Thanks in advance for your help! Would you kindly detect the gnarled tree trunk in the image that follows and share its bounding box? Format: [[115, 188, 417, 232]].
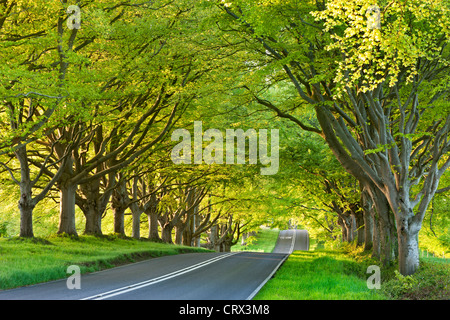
[[146, 193, 161, 241], [15, 145, 35, 238], [161, 223, 174, 244], [111, 177, 129, 235], [78, 182, 103, 236], [58, 181, 78, 236]]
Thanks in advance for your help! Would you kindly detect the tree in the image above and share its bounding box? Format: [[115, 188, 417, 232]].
[[214, 0, 450, 274], [14, 1, 199, 236], [0, 0, 88, 237]]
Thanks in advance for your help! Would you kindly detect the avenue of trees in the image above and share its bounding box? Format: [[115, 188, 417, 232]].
[[0, 0, 449, 276]]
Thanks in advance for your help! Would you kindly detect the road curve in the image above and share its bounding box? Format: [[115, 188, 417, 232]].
[[0, 229, 309, 300]]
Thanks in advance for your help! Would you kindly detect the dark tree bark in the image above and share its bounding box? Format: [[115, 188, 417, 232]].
[[146, 193, 161, 241], [57, 155, 78, 236], [15, 145, 35, 238], [111, 176, 129, 235], [361, 189, 374, 251]]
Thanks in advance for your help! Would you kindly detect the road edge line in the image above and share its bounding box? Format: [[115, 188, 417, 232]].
[[246, 229, 297, 300], [245, 253, 289, 300]]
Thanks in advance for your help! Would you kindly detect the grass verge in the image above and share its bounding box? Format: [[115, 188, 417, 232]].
[[254, 241, 449, 300], [254, 249, 387, 300], [0, 234, 211, 290]]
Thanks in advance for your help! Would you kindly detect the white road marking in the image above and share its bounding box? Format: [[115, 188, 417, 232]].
[[81, 252, 239, 300], [289, 230, 296, 253]]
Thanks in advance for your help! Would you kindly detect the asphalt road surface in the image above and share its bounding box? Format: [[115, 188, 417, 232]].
[[0, 229, 309, 300]]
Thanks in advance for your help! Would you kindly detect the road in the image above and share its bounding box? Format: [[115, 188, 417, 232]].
[[0, 229, 309, 300]]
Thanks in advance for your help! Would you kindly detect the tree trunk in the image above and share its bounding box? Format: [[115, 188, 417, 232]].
[[130, 202, 143, 239], [396, 216, 420, 275], [161, 224, 174, 244], [78, 182, 103, 235], [78, 173, 115, 236], [182, 221, 193, 246], [58, 182, 78, 236], [340, 214, 353, 242], [18, 194, 35, 238], [241, 232, 249, 246], [392, 196, 421, 275], [183, 211, 198, 247], [147, 209, 161, 241], [131, 211, 141, 239], [363, 209, 373, 250], [376, 202, 396, 266], [365, 184, 395, 265], [371, 209, 381, 259], [111, 178, 129, 236], [83, 204, 102, 235], [338, 216, 347, 242], [354, 211, 365, 246], [351, 214, 357, 241], [209, 225, 219, 251], [191, 212, 204, 247], [15, 145, 35, 238], [222, 241, 232, 252], [175, 222, 184, 245], [113, 207, 125, 235], [361, 190, 373, 251], [57, 153, 78, 236]]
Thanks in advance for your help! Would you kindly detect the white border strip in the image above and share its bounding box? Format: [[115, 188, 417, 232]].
[[81, 252, 238, 300]]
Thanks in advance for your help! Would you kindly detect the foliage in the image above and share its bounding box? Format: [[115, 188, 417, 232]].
[[0, 0, 448, 281], [419, 192, 450, 256], [382, 261, 450, 300], [340, 241, 450, 300], [0, 221, 8, 237], [212, 0, 450, 275], [312, 0, 450, 93], [232, 227, 280, 253]]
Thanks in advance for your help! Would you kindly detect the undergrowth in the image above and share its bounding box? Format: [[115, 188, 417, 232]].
[[341, 242, 450, 300]]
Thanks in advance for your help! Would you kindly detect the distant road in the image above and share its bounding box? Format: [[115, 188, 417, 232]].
[[0, 229, 309, 300], [273, 229, 309, 253]]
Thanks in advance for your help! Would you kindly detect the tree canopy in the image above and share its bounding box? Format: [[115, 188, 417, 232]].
[[0, 0, 448, 276]]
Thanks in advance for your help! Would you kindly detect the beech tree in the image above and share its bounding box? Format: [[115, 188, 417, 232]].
[[1, 0, 202, 236], [0, 1, 89, 237], [214, 0, 450, 274]]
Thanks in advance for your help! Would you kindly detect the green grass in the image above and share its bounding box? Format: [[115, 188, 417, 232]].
[[254, 249, 387, 300], [0, 234, 211, 290], [232, 227, 280, 253]]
